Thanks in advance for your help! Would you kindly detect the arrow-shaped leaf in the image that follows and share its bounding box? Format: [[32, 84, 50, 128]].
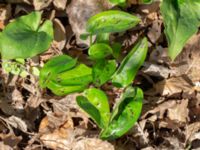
[[100, 86, 143, 140], [161, 0, 200, 60], [0, 11, 53, 59], [76, 88, 110, 128], [39, 55, 77, 88], [86, 10, 140, 34], [112, 37, 148, 87]]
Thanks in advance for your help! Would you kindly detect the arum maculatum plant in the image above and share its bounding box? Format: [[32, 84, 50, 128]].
[[0, 11, 53, 76], [40, 10, 148, 140], [0, 9, 148, 140]]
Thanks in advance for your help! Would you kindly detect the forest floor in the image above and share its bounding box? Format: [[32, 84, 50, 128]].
[[0, 0, 200, 150]]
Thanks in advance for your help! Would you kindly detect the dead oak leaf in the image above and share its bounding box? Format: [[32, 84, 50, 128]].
[[39, 116, 74, 150], [167, 99, 189, 123], [147, 76, 194, 96]]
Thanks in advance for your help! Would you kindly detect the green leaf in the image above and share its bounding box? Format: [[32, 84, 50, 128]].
[[39, 55, 77, 88], [112, 37, 148, 87], [76, 88, 110, 128], [86, 10, 140, 34], [0, 11, 53, 59], [160, 0, 200, 60], [111, 42, 122, 59], [52, 64, 92, 86], [93, 59, 117, 86], [140, 0, 153, 4], [47, 80, 86, 96], [100, 86, 143, 140], [88, 43, 113, 60], [80, 33, 90, 40], [109, 0, 126, 6], [96, 33, 110, 44]]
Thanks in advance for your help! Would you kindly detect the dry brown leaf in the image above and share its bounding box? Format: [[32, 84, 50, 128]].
[[0, 142, 13, 150], [0, 99, 16, 116], [141, 147, 155, 150], [73, 138, 114, 150], [39, 116, 74, 150], [33, 0, 52, 10], [164, 137, 184, 149], [53, 0, 68, 10], [5, 0, 31, 4], [53, 18, 66, 51], [0, 4, 11, 21], [11, 88, 25, 110], [142, 100, 177, 120], [7, 116, 27, 132], [0, 133, 22, 148], [66, 0, 111, 45], [147, 20, 162, 43], [185, 122, 200, 143], [167, 99, 189, 123], [151, 76, 194, 96], [172, 33, 200, 84], [142, 62, 172, 78]]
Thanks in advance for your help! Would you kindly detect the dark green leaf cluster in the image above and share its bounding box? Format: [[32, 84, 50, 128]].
[[0, 10, 148, 140]]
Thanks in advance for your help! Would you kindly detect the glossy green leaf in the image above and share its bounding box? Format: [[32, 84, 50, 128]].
[[76, 88, 110, 128], [47, 80, 86, 96], [112, 37, 148, 87], [88, 43, 113, 60], [109, 0, 126, 6], [93, 59, 117, 86], [0, 11, 53, 59], [100, 87, 143, 140], [39, 55, 77, 88], [96, 33, 110, 44], [86, 10, 140, 34], [52, 64, 92, 86], [161, 0, 200, 60]]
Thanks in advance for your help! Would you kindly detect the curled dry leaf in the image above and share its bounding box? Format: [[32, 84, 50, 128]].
[[39, 116, 74, 150], [53, 18, 66, 51], [7, 116, 27, 132], [66, 0, 112, 45], [53, 0, 68, 10], [73, 138, 114, 150], [142, 100, 177, 120], [167, 99, 189, 123]]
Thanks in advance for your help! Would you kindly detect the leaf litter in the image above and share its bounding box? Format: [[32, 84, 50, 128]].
[[0, 0, 200, 150]]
